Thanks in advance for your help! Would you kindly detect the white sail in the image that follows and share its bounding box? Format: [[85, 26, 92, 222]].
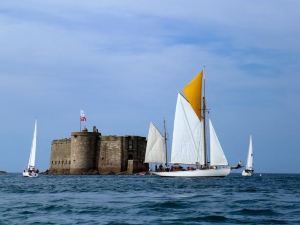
[[170, 94, 203, 164], [245, 135, 253, 170], [209, 119, 228, 166], [28, 120, 37, 169], [145, 122, 166, 164]]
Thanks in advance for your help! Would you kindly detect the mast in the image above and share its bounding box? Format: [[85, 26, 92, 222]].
[[202, 70, 208, 167], [163, 118, 168, 167]]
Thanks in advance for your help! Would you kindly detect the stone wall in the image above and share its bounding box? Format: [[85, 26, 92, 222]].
[[97, 135, 148, 174], [124, 136, 148, 173], [49, 138, 71, 174], [98, 136, 123, 174]]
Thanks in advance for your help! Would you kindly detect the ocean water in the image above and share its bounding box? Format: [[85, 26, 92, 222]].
[[0, 173, 299, 225]]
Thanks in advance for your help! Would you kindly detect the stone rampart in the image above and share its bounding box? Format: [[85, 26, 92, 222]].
[[49, 138, 71, 174]]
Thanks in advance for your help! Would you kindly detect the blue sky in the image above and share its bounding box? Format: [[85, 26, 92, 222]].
[[0, 0, 299, 173]]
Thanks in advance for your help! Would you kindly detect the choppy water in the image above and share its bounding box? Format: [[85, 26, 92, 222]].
[[0, 173, 299, 224]]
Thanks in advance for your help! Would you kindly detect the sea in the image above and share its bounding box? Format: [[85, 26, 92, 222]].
[[0, 173, 299, 225]]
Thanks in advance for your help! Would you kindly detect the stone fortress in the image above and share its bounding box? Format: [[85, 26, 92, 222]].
[[49, 126, 148, 174]]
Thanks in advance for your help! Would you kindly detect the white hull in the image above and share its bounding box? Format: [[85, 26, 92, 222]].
[[152, 167, 231, 177], [242, 170, 253, 176], [23, 170, 38, 177]]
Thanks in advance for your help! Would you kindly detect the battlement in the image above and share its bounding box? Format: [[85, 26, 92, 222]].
[[52, 138, 71, 144]]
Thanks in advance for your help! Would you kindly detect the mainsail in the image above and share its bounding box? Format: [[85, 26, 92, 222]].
[[209, 119, 228, 166], [28, 120, 37, 169], [170, 94, 203, 164], [245, 135, 253, 170], [145, 122, 166, 164]]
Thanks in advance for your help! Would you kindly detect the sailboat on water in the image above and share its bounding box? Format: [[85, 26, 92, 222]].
[[23, 120, 39, 177], [242, 135, 254, 176], [145, 70, 231, 177], [144, 121, 168, 170]]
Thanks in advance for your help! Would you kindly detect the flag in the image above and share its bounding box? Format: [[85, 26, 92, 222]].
[[80, 110, 87, 122]]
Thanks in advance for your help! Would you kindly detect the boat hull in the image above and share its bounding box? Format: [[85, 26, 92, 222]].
[[23, 170, 38, 178], [152, 167, 231, 177], [242, 170, 253, 176]]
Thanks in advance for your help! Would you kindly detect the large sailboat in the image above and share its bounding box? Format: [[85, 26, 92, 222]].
[[242, 135, 254, 176], [150, 70, 231, 177], [23, 120, 39, 177]]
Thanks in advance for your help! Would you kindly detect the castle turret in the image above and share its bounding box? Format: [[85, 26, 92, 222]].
[[70, 128, 99, 174]]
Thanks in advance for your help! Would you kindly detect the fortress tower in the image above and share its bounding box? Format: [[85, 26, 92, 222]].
[[70, 128, 99, 174]]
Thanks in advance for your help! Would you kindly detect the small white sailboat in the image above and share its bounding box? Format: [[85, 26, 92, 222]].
[[23, 120, 39, 177], [151, 70, 231, 177], [144, 121, 167, 169], [242, 135, 254, 176]]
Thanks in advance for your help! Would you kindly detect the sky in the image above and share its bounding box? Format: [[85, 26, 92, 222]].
[[0, 0, 299, 173]]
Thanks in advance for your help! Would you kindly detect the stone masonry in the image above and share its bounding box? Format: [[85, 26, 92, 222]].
[[49, 126, 148, 175]]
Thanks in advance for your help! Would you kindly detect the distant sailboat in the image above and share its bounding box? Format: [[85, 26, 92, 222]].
[[23, 120, 39, 177], [242, 135, 254, 176], [151, 70, 231, 177], [144, 121, 167, 168]]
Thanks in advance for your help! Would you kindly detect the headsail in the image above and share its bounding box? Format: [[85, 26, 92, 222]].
[[246, 135, 253, 170], [170, 94, 203, 164], [183, 70, 203, 120], [28, 120, 37, 169], [145, 122, 166, 164], [209, 119, 228, 166]]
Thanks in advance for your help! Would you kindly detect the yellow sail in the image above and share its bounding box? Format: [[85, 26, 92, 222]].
[[182, 70, 203, 120]]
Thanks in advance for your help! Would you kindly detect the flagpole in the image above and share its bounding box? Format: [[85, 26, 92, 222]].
[[80, 110, 81, 132], [80, 110, 87, 131]]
